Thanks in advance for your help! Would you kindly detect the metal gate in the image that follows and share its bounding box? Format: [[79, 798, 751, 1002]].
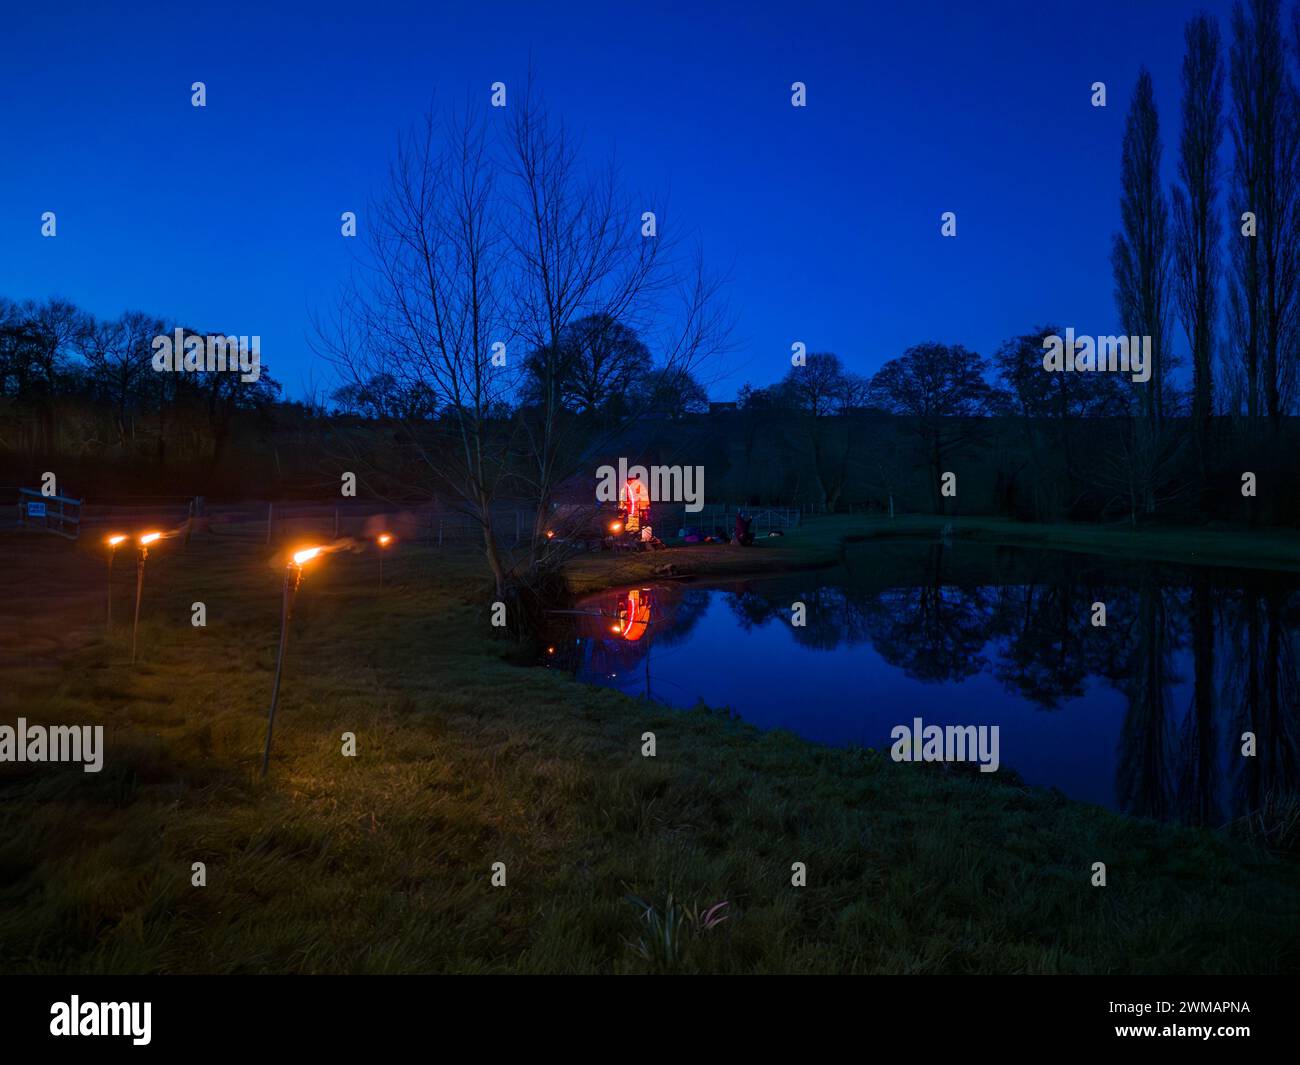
[[17, 488, 83, 540]]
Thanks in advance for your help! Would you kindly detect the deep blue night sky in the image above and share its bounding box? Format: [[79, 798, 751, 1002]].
[[0, 0, 1238, 399]]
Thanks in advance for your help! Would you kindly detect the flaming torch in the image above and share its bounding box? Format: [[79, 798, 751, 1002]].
[[377, 533, 393, 587], [105, 534, 126, 631], [131, 532, 163, 663], [262, 546, 323, 777]]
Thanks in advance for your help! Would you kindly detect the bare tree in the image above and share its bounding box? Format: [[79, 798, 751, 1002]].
[[1171, 13, 1224, 477], [520, 312, 652, 418], [79, 310, 165, 450], [868, 343, 999, 514], [316, 84, 730, 602], [1228, 0, 1300, 425], [316, 104, 515, 595], [1112, 70, 1180, 518], [505, 81, 665, 558], [15, 297, 86, 453], [994, 324, 1127, 519], [0, 297, 36, 399], [1112, 69, 1173, 427], [776, 352, 869, 510]]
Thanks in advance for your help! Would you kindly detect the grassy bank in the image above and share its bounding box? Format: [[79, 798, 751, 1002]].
[[0, 522, 1297, 974], [564, 513, 1300, 593]]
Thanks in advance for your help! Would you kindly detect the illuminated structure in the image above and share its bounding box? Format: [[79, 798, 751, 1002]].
[[618, 475, 651, 534], [614, 587, 652, 641]]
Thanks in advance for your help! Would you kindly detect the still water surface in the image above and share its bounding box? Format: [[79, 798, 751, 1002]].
[[544, 539, 1300, 825]]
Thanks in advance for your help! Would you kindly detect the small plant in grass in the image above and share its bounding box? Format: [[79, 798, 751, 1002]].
[[687, 899, 731, 931], [623, 893, 730, 973]]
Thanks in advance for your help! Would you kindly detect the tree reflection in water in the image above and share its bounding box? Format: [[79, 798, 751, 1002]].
[[545, 541, 1299, 826]]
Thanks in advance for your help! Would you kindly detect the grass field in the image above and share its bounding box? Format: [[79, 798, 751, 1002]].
[[1, 517, 1298, 973]]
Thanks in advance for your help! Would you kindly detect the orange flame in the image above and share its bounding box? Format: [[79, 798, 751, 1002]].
[[106, 534, 127, 547], [293, 547, 323, 566], [138, 531, 162, 546], [378, 534, 393, 546]]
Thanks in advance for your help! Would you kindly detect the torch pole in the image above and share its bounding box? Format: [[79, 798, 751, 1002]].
[[130, 549, 146, 663], [107, 549, 115, 631], [261, 566, 299, 777]]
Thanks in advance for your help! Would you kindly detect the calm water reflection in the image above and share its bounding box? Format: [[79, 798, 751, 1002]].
[[544, 540, 1300, 825]]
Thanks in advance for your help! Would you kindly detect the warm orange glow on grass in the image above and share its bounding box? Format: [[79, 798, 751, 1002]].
[[106, 534, 127, 547], [138, 532, 162, 546], [293, 547, 323, 566]]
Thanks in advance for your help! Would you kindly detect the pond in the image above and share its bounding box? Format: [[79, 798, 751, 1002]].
[[543, 538, 1300, 825]]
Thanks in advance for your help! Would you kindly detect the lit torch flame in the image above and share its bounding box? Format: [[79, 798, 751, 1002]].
[[378, 534, 393, 546], [106, 534, 127, 547], [138, 531, 162, 546], [609, 522, 622, 533], [293, 547, 323, 567]]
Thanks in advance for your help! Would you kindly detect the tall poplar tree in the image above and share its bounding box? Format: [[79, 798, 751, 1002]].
[[1171, 13, 1224, 477], [1112, 69, 1172, 425]]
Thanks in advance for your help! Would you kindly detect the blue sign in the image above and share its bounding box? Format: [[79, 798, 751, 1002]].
[[26, 501, 46, 518]]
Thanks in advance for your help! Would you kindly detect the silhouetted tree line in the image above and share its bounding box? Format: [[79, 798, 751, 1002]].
[[0, 295, 282, 484], [6, 3, 1300, 533], [727, 1, 1300, 525]]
